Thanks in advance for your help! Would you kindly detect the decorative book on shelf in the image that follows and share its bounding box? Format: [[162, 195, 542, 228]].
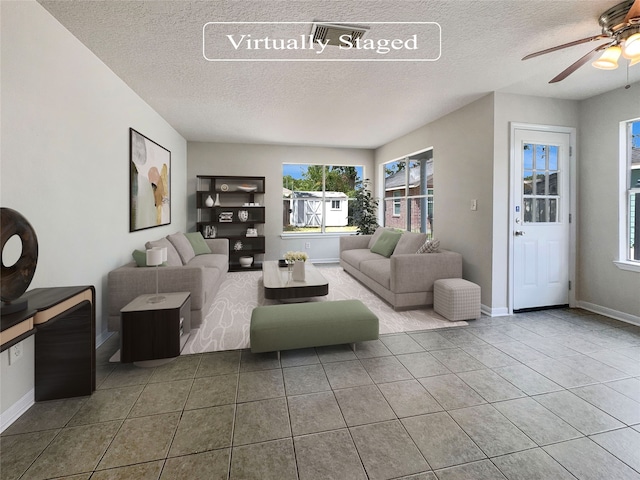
[[196, 175, 265, 271]]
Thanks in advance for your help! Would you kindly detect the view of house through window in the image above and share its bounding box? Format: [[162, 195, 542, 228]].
[[283, 164, 364, 233], [626, 120, 640, 262], [383, 149, 433, 236]]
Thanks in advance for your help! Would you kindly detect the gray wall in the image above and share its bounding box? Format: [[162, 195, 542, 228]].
[[187, 142, 374, 262], [1, 1, 187, 425], [577, 85, 640, 319]]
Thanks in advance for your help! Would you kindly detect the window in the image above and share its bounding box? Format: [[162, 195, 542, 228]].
[[383, 149, 433, 236], [522, 143, 560, 223], [619, 120, 640, 268], [393, 191, 401, 216], [282, 164, 363, 234]]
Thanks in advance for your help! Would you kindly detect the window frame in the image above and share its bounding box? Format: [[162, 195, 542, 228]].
[[615, 119, 640, 272]]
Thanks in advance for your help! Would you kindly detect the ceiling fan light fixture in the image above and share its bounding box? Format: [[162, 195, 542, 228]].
[[630, 55, 640, 65], [622, 32, 640, 58], [592, 45, 622, 69]]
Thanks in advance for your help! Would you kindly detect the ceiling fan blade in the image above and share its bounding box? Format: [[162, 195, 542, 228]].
[[522, 35, 608, 60], [624, 0, 640, 22], [548, 43, 610, 83]]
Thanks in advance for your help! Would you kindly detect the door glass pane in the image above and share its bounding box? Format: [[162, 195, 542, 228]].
[[536, 199, 547, 222], [524, 144, 534, 169], [523, 171, 533, 194], [536, 173, 547, 195], [549, 198, 557, 222], [535, 145, 546, 169], [524, 198, 533, 223], [549, 172, 558, 195], [548, 146, 558, 170]]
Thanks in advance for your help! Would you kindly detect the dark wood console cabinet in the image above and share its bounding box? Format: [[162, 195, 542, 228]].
[[0, 286, 96, 401]]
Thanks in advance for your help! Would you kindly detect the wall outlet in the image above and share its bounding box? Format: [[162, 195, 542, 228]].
[[305, 242, 311, 249], [471, 199, 477, 211], [8, 343, 23, 365]]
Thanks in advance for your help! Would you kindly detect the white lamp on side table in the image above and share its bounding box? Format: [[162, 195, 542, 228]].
[[146, 246, 167, 304]]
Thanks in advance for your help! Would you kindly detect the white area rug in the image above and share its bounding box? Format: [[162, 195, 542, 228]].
[[182, 265, 468, 354]]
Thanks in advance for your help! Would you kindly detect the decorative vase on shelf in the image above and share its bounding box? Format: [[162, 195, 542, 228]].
[[238, 210, 249, 222], [239, 256, 253, 268], [292, 261, 306, 281], [213, 193, 221, 206], [205, 195, 214, 207]]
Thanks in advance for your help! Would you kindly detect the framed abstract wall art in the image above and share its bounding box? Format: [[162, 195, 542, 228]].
[[129, 128, 171, 232]]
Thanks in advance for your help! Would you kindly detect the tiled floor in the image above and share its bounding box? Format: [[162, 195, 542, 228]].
[[2, 308, 640, 479]]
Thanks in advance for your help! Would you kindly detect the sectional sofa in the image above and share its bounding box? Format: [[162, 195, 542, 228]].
[[340, 228, 463, 309]]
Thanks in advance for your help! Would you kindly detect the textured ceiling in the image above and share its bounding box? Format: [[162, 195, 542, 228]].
[[38, 0, 640, 148]]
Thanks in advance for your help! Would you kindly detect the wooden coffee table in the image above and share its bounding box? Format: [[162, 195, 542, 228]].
[[262, 261, 329, 301]]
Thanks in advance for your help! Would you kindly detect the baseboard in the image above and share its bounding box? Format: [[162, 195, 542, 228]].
[[0, 388, 34, 433], [481, 304, 510, 317], [96, 329, 115, 348], [576, 301, 640, 326]]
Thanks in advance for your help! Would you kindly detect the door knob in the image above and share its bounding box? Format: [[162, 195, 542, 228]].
[[514, 231, 525, 236]]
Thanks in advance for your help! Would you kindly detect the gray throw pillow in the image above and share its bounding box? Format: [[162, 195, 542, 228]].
[[393, 232, 428, 255], [367, 226, 388, 249], [145, 237, 182, 266], [167, 232, 196, 264]]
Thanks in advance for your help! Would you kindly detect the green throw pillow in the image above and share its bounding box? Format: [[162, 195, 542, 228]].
[[370, 230, 402, 257], [185, 231, 212, 255], [132, 249, 167, 267]]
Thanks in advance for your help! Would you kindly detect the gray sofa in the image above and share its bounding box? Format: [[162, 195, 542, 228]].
[[107, 233, 229, 331], [340, 229, 463, 309]]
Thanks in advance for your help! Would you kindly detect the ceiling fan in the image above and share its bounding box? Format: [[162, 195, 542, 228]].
[[523, 0, 640, 83]]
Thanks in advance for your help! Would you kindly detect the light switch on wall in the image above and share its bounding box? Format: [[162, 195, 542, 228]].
[[471, 199, 477, 211]]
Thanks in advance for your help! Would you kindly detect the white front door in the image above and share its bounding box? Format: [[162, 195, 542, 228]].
[[513, 129, 571, 311]]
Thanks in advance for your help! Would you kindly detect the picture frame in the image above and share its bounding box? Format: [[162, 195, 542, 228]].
[[129, 128, 171, 232]]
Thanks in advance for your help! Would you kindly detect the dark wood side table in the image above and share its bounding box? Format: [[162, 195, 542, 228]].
[[120, 292, 191, 363], [0, 286, 96, 401]]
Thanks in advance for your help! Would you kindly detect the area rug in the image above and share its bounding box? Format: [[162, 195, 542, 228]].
[[182, 265, 468, 354]]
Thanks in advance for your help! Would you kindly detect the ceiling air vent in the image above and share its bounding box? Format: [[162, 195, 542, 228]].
[[311, 22, 369, 47]]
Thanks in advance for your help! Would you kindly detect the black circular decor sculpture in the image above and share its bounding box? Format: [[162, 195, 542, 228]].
[[1, 208, 38, 314]]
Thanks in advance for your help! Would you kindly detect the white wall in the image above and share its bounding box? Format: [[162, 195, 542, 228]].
[[187, 142, 374, 262], [577, 84, 640, 319], [375, 94, 496, 309], [0, 1, 187, 424]]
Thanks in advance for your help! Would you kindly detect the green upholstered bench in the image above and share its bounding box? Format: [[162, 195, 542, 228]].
[[250, 299, 379, 355]]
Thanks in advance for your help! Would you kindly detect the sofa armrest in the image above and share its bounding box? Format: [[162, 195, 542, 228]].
[[340, 235, 372, 254], [390, 250, 463, 293], [205, 238, 229, 256], [108, 263, 207, 316]]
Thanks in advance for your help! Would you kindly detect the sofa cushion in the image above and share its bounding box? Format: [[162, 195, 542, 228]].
[[393, 232, 428, 255], [145, 237, 182, 266], [371, 230, 402, 258], [188, 253, 229, 271], [417, 238, 440, 254], [168, 232, 196, 264], [360, 259, 392, 290], [341, 248, 385, 270], [185, 232, 212, 255]]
